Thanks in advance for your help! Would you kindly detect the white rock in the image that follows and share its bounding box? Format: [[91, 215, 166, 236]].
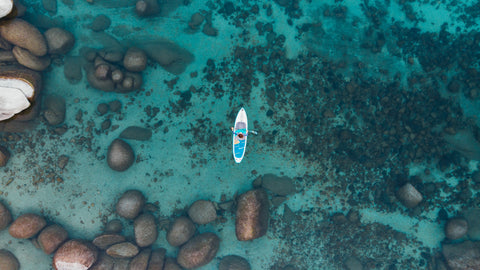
[[0, 80, 31, 121], [0, 0, 13, 19]]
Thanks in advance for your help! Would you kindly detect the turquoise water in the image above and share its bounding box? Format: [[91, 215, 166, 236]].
[[1, 0, 480, 269]]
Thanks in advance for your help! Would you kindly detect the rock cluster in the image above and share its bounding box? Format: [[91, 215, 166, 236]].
[[0, 18, 74, 71], [0, 178, 259, 269], [83, 47, 144, 93]]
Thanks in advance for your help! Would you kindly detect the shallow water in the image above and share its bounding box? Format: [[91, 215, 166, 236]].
[[1, 0, 480, 269]]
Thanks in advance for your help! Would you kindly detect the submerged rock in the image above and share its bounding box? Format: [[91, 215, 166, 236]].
[[134, 213, 157, 247], [261, 174, 296, 196], [105, 242, 139, 258], [396, 183, 423, 208], [89, 14, 111, 32], [37, 224, 69, 254], [123, 47, 147, 72], [107, 139, 135, 172], [90, 252, 115, 270], [43, 95, 66, 126], [218, 255, 251, 270], [163, 257, 181, 270], [104, 219, 123, 234], [177, 232, 220, 269], [44, 27, 75, 55], [442, 241, 480, 270], [135, 0, 160, 17], [138, 40, 194, 75], [119, 126, 152, 141], [12, 46, 51, 71], [147, 248, 166, 270], [0, 201, 12, 230], [235, 189, 269, 241], [0, 249, 19, 270], [166, 216, 196, 247], [0, 18, 48, 56], [92, 234, 126, 250], [445, 218, 468, 240], [128, 249, 150, 270], [0, 146, 11, 167], [115, 190, 146, 219], [9, 213, 46, 239], [188, 200, 217, 225], [53, 240, 98, 270]]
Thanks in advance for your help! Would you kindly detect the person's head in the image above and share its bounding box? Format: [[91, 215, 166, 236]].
[[238, 133, 244, 138]]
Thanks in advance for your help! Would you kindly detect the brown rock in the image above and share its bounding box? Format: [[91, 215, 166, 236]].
[[0, 201, 12, 230], [104, 219, 123, 234], [64, 56, 83, 84], [396, 183, 423, 208], [119, 126, 152, 141], [115, 190, 145, 219], [43, 95, 66, 126], [134, 213, 157, 247], [261, 174, 296, 196], [188, 12, 204, 29], [9, 213, 46, 239], [166, 216, 196, 247], [37, 224, 69, 254], [443, 241, 480, 270], [115, 72, 142, 93], [0, 18, 48, 56], [90, 252, 115, 270], [128, 249, 150, 270], [113, 258, 131, 270], [107, 139, 135, 172], [146, 248, 166, 270], [53, 240, 98, 270], [12, 46, 51, 71], [218, 255, 251, 270], [445, 218, 468, 240], [163, 257, 181, 270], [86, 64, 115, 92], [106, 242, 139, 258], [123, 47, 147, 72], [235, 189, 269, 241], [177, 232, 220, 269], [0, 249, 20, 270], [0, 146, 10, 167], [135, 0, 160, 17], [187, 200, 217, 225], [92, 234, 126, 250], [139, 40, 194, 75], [44, 27, 75, 55]]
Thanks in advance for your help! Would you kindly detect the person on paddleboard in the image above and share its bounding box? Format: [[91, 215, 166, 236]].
[[231, 127, 249, 139]]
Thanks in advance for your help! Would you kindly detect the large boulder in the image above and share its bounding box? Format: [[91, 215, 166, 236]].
[[53, 240, 98, 270], [8, 213, 46, 239], [0, 66, 42, 121], [177, 232, 220, 269], [442, 241, 480, 270], [235, 189, 269, 241], [138, 40, 194, 75], [0, 18, 48, 56], [107, 139, 135, 172]]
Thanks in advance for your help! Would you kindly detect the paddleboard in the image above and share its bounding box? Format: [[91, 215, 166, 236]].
[[232, 107, 248, 163]]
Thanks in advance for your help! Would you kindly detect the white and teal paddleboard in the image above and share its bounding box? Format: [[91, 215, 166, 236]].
[[232, 107, 248, 163]]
